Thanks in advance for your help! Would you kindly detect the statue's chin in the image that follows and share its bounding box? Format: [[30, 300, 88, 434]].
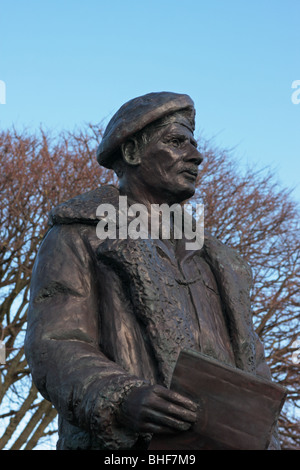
[[171, 185, 196, 204]]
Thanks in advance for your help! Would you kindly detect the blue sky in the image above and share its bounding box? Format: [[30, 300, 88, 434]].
[[0, 0, 299, 201]]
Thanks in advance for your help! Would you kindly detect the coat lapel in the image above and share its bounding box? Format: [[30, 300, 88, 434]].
[[96, 236, 198, 387], [202, 233, 257, 373]]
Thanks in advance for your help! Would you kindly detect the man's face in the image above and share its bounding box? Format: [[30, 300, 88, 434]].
[[136, 120, 203, 204]]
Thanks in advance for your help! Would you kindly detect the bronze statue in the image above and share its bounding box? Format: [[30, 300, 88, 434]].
[[25, 92, 281, 450]]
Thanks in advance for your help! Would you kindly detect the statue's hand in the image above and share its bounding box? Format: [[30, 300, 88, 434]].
[[118, 384, 198, 434]]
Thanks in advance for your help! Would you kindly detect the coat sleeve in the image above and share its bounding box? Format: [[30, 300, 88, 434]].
[[238, 252, 282, 450], [25, 223, 147, 449], [254, 332, 282, 450]]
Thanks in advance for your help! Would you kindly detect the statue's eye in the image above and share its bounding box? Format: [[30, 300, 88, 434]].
[[170, 136, 185, 147]]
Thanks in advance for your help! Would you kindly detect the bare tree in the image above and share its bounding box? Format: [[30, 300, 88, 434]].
[[0, 126, 299, 449]]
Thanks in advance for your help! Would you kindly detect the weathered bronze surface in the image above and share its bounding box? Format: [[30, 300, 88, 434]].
[[25, 92, 283, 450]]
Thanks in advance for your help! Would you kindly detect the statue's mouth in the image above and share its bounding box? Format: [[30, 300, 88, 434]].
[[181, 168, 198, 179]]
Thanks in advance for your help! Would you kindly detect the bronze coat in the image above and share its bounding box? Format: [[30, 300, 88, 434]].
[[25, 186, 279, 450]]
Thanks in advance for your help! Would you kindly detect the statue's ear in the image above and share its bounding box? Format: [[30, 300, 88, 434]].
[[121, 138, 141, 166]]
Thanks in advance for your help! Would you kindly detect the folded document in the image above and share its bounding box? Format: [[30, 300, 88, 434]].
[[149, 349, 286, 450]]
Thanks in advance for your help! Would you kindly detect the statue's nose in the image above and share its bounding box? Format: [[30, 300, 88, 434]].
[[187, 145, 203, 166]]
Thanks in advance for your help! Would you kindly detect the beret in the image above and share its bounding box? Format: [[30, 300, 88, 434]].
[[97, 91, 195, 169]]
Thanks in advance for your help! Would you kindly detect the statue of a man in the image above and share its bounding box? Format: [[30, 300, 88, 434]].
[[25, 92, 280, 450]]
